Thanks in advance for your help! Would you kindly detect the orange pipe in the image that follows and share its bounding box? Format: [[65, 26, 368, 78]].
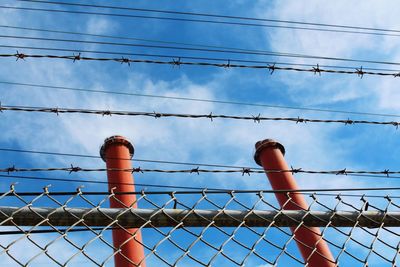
[[254, 139, 335, 267], [100, 136, 146, 267]]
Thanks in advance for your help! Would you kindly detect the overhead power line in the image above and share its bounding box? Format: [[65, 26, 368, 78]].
[[9, 1, 400, 38], [2, 34, 400, 67], [1, 104, 400, 128], [0, 147, 259, 170], [17, 0, 400, 34], [0, 174, 228, 191], [2, 80, 398, 118], [0, 24, 298, 55], [1, 52, 399, 78]]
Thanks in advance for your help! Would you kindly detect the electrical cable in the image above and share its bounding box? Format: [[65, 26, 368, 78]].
[[0, 147, 260, 170], [16, 0, 400, 34], [0, 174, 229, 191], [0, 24, 297, 55], [10, 1, 400, 38]]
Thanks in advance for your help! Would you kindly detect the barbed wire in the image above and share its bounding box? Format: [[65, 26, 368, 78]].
[[2, 149, 400, 180], [3, 44, 400, 73], [1, 51, 399, 78], [0, 165, 399, 177], [2, 79, 400, 118], [5, 24, 398, 64], [4, 34, 400, 68], [1, 104, 400, 128]]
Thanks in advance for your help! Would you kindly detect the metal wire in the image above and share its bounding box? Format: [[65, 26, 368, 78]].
[[3, 172, 400, 193], [2, 80, 400, 118], [0, 174, 232, 191], [1, 52, 398, 78], [0, 24, 279, 53], [8, 1, 400, 38], [0, 147, 261, 170], [1, 186, 400, 266], [3, 44, 400, 73], [16, 0, 400, 35], [3, 34, 400, 67], [0, 165, 399, 177], [1, 104, 400, 128]]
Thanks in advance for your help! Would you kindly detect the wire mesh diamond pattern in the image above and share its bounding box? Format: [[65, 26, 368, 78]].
[[0, 186, 400, 266]]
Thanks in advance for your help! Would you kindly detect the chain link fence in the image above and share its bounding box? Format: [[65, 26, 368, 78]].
[[0, 185, 399, 266]]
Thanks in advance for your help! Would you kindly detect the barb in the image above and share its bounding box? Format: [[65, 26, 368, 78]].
[[1, 165, 400, 177], [1, 104, 400, 128], [72, 52, 81, 62], [313, 64, 321, 76], [14, 50, 26, 61], [1, 52, 400, 77]]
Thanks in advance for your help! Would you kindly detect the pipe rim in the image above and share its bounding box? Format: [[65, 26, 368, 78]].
[[100, 135, 135, 162], [253, 139, 285, 166]]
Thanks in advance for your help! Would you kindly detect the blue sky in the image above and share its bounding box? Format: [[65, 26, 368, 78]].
[[1, 0, 400, 266]]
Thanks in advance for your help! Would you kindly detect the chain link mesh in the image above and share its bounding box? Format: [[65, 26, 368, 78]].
[[0, 186, 399, 266]]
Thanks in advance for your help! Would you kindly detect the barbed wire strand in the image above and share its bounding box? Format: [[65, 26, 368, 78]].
[[1, 165, 400, 177], [8, 1, 400, 38], [1, 52, 399, 78], [3, 34, 400, 67], [0, 80, 400, 117], [3, 44, 400, 73], [2, 80, 400, 118], [3, 148, 400, 180], [1, 104, 400, 128]]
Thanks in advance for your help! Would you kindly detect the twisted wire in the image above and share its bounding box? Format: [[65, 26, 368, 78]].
[[1, 52, 399, 78], [1, 104, 400, 128], [0, 165, 398, 177]]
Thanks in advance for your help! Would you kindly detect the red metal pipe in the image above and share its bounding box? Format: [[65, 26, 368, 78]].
[[254, 139, 335, 267], [100, 136, 146, 267]]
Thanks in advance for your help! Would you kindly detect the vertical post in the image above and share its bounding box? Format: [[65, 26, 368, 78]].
[[253, 139, 335, 267], [100, 136, 146, 267]]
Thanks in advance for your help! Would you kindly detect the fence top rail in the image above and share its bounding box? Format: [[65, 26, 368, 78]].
[[0, 206, 399, 228]]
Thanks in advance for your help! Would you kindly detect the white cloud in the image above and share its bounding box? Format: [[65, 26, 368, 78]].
[[84, 17, 118, 35], [2, 1, 400, 265]]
